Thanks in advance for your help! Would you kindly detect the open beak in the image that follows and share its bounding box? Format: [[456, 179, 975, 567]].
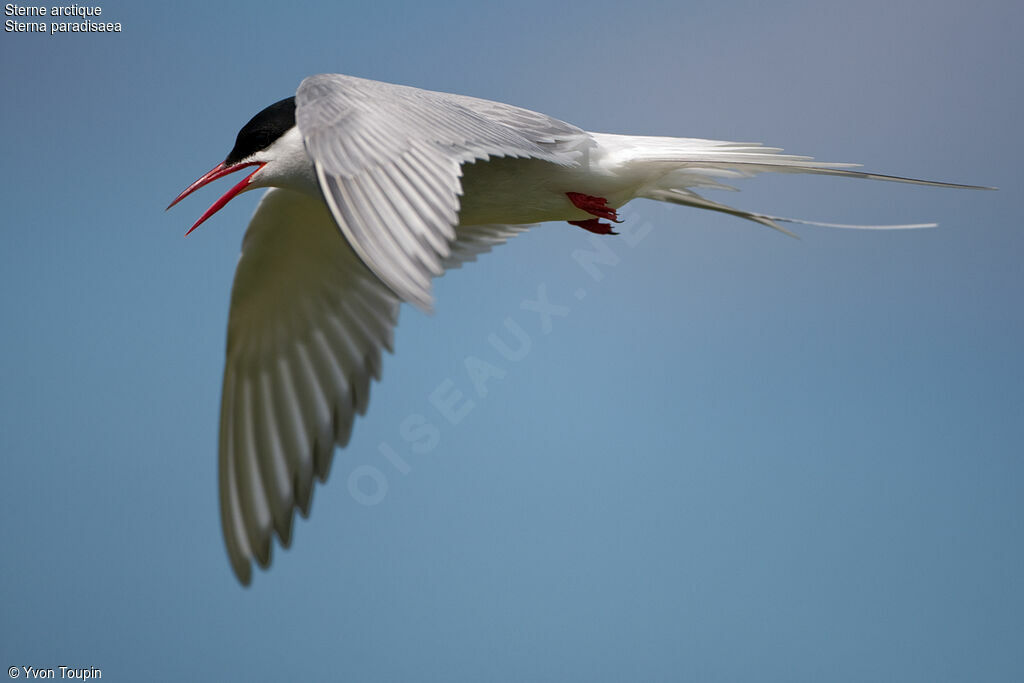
[[167, 161, 265, 235]]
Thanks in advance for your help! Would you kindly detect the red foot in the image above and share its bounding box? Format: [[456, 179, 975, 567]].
[[566, 192, 622, 223], [568, 218, 618, 235]]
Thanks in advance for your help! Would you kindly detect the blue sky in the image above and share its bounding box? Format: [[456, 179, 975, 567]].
[[1, 1, 1021, 680]]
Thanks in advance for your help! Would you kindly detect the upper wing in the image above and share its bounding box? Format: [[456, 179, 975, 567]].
[[219, 187, 400, 585], [295, 73, 585, 310]]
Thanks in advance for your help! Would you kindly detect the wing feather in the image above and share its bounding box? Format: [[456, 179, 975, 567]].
[[273, 355, 314, 516], [218, 367, 253, 584], [219, 188, 400, 584], [235, 374, 272, 566], [219, 187, 538, 583], [255, 370, 294, 544], [296, 73, 585, 309]]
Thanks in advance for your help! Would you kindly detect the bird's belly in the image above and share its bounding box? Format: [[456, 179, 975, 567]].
[[456, 156, 632, 226]]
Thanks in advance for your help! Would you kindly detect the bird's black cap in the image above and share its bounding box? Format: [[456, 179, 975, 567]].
[[224, 96, 297, 166]]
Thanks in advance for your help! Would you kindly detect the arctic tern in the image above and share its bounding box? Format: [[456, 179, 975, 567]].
[[168, 73, 988, 584]]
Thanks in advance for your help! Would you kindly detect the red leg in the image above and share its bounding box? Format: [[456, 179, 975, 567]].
[[566, 192, 622, 222], [566, 192, 622, 235]]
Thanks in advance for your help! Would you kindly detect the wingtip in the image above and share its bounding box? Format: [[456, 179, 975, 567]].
[[411, 296, 435, 315], [233, 557, 253, 586]]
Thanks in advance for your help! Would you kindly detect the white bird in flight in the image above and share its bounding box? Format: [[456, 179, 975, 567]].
[[169, 73, 987, 584]]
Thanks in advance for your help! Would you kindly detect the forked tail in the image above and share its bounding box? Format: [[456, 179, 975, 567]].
[[592, 133, 993, 237]]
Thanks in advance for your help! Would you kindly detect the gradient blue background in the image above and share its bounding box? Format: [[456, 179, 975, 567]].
[[2, 1, 1021, 680]]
